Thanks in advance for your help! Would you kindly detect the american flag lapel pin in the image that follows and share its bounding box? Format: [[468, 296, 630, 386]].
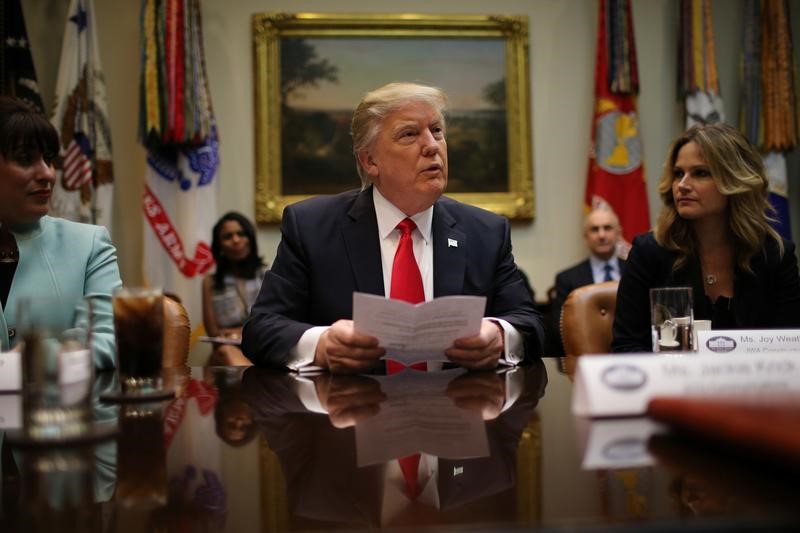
[[448, 238, 458, 248]]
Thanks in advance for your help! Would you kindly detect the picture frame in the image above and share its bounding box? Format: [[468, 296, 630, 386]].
[[252, 13, 534, 222]]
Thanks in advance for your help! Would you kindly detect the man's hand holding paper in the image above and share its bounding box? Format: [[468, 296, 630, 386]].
[[314, 319, 386, 374]]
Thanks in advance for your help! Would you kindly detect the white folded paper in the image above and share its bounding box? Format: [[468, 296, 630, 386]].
[[355, 368, 489, 466], [352, 292, 486, 365], [572, 352, 800, 417], [198, 335, 242, 346], [696, 329, 800, 355]]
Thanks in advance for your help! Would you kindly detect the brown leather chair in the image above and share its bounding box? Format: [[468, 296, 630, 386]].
[[559, 280, 619, 356], [163, 294, 190, 368]]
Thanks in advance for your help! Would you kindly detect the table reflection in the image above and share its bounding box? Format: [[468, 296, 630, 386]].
[[1, 359, 800, 531], [650, 433, 800, 519], [240, 360, 548, 528], [1, 372, 117, 531]]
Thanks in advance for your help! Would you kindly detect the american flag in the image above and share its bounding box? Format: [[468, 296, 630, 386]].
[[61, 134, 93, 190], [50, 0, 114, 229]]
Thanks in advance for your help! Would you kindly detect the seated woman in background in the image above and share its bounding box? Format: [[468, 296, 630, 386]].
[[202, 212, 267, 365], [0, 96, 122, 367], [612, 122, 800, 352]]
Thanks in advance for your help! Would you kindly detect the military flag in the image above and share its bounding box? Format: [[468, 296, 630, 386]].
[[679, 0, 725, 127], [586, 0, 650, 252], [140, 0, 217, 336], [740, 0, 796, 240]]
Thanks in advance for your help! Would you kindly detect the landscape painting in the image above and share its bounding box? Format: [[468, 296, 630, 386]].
[[253, 14, 533, 222]]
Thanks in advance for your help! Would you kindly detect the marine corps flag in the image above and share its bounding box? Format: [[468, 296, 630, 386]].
[[0, 0, 45, 113], [50, 0, 114, 229], [586, 0, 650, 251]]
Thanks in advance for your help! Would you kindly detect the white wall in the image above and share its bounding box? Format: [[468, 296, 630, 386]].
[[23, 0, 796, 297]]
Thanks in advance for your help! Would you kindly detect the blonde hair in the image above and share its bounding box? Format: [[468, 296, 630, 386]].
[[350, 82, 447, 188], [654, 122, 782, 272]]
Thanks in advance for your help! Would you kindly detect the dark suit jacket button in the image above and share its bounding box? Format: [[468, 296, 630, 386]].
[[8, 328, 15, 339]]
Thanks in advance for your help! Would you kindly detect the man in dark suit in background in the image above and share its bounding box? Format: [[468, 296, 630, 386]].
[[552, 207, 625, 352], [242, 82, 543, 372]]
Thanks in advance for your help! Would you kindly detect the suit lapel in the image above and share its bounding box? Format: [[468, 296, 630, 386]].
[[342, 188, 385, 296], [579, 260, 594, 285], [432, 201, 466, 297]]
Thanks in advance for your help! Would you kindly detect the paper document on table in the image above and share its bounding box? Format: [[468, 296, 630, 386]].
[[355, 368, 489, 466], [352, 292, 486, 364]]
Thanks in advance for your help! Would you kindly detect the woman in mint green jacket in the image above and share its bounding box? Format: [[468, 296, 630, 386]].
[[0, 96, 122, 369]]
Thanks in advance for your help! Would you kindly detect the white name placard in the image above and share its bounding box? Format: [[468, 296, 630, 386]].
[[697, 329, 800, 355], [0, 351, 22, 391], [0, 394, 21, 429], [0, 348, 91, 392], [572, 352, 800, 417]]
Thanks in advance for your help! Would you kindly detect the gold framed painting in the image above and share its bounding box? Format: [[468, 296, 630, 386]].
[[252, 13, 534, 223]]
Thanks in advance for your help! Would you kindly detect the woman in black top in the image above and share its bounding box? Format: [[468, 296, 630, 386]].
[[612, 123, 800, 352]]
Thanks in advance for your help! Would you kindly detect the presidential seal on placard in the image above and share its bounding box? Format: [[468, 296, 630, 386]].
[[705, 336, 737, 353], [601, 364, 647, 392]]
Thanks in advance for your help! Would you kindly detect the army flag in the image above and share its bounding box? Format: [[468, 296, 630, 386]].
[[140, 0, 217, 333], [586, 0, 650, 251], [50, 0, 114, 230]]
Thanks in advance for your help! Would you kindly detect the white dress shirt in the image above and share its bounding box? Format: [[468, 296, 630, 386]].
[[286, 187, 524, 370], [589, 254, 622, 284]]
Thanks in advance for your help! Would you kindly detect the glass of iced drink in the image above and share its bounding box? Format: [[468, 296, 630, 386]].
[[113, 287, 165, 395]]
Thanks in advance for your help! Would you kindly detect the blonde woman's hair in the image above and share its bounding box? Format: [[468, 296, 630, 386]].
[[654, 122, 782, 272], [350, 82, 448, 188]]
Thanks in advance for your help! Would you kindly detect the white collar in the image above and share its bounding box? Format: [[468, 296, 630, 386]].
[[589, 254, 619, 271], [373, 187, 433, 243]]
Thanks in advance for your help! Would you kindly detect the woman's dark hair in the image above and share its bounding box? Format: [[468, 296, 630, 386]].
[[211, 211, 263, 290], [0, 96, 59, 164]]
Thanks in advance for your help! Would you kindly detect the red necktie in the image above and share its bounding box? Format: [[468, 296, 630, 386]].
[[387, 219, 426, 374], [388, 220, 424, 495], [390, 218, 424, 304]]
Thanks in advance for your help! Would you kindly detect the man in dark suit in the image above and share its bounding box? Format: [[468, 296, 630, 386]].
[[242, 82, 543, 372], [552, 207, 625, 352]]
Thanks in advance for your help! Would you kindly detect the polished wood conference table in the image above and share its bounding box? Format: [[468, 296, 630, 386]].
[[1, 358, 799, 531]]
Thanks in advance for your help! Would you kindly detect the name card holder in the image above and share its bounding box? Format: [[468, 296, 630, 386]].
[[0, 351, 22, 391], [697, 329, 800, 355], [572, 352, 800, 417], [0, 348, 91, 392]]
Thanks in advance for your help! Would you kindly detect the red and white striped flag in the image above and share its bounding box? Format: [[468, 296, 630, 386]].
[[62, 136, 93, 189]]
